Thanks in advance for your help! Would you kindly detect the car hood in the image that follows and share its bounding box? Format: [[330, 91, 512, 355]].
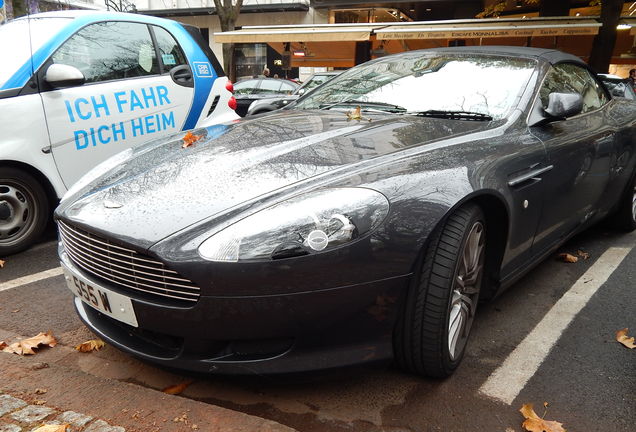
[[57, 110, 498, 249]]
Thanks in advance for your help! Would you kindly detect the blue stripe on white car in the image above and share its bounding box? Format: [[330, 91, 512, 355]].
[[2, 13, 218, 132]]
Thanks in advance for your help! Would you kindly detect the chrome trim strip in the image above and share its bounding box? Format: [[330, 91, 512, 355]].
[[507, 165, 554, 187]]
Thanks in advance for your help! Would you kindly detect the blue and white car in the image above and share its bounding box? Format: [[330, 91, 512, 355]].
[[0, 11, 238, 255]]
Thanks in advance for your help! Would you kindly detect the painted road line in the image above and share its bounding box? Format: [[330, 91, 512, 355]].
[[0, 267, 63, 292], [479, 246, 632, 405]]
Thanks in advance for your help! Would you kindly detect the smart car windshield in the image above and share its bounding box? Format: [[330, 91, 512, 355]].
[[295, 53, 537, 120], [0, 17, 71, 89]]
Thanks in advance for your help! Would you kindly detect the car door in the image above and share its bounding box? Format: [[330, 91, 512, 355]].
[[530, 63, 614, 254], [234, 78, 262, 116], [39, 20, 196, 187]]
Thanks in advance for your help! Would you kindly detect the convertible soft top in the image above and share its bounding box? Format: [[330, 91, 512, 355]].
[[425, 45, 585, 66]]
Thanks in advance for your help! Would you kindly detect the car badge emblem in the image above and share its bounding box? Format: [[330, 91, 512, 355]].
[[103, 200, 123, 209]]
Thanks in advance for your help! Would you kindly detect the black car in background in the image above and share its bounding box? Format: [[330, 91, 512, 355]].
[[233, 77, 299, 116], [56, 47, 636, 377], [246, 71, 342, 116], [598, 74, 636, 100]]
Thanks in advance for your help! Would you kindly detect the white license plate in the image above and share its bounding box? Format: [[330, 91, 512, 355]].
[[61, 263, 138, 327]]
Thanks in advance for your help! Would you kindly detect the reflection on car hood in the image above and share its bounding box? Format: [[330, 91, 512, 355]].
[[57, 110, 494, 249]]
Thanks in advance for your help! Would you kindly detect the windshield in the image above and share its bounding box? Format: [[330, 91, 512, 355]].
[[295, 53, 537, 120], [0, 17, 71, 89]]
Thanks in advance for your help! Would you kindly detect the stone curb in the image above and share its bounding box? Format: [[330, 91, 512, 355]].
[[0, 351, 297, 432]]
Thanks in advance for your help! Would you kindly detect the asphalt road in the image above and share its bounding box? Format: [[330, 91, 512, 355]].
[[1, 224, 634, 432]]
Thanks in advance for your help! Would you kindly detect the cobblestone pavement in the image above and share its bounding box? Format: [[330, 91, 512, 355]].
[[0, 393, 124, 432]]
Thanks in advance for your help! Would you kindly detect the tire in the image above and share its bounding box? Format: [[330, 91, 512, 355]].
[[0, 167, 50, 256], [612, 173, 636, 232], [395, 203, 486, 377]]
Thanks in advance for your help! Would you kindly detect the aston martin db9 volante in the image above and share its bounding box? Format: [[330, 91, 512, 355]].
[[56, 47, 636, 377]]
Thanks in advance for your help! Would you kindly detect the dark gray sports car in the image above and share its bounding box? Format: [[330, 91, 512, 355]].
[[56, 47, 636, 377]]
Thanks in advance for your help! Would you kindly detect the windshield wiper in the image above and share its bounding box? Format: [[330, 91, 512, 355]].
[[319, 100, 407, 113], [409, 110, 493, 121]]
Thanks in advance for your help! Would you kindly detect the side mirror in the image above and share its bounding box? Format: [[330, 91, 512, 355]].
[[544, 92, 583, 119], [528, 92, 583, 127], [45, 64, 85, 88]]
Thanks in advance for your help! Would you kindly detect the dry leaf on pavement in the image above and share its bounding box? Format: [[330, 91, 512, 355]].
[[520, 403, 566, 432], [576, 250, 590, 260], [32, 425, 69, 432], [616, 328, 636, 349], [1, 331, 57, 355], [162, 380, 194, 395], [557, 253, 578, 263], [181, 131, 202, 148], [75, 339, 105, 353], [0, 259, 5, 268]]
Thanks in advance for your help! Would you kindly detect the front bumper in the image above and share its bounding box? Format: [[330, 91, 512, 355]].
[[61, 248, 410, 374]]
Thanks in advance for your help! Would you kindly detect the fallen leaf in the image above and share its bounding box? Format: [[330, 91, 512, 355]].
[[75, 339, 105, 353], [181, 131, 202, 148], [576, 250, 590, 260], [557, 253, 578, 263], [1, 331, 57, 355], [346, 106, 371, 122], [0, 259, 5, 268], [34, 388, 48, 395], [162, 380, 193, 395], [616, 328, 636, 349], [32, 425, 69, 432], [520, 403, 566, 432], [0, 341, 6, 350], [33, 399, 47, 405]]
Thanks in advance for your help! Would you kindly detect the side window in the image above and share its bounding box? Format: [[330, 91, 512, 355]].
[[51, 21, 158, 84], [539, 63, 607, 114], [152, 25, 188, 73], [280, 81, 297, 94], [234, 79, 260, 95], [258, 80, 283, 94]]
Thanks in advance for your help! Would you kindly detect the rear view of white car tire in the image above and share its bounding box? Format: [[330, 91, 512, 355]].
[[0, 167, 50, 256]]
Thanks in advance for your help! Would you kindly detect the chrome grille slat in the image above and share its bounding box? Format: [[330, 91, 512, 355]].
[[59, 223, 179, 272], [58, 220, 200, 304], [63, 240, 199, 294], [65, 251, 199, 300], [60, 228, 193, 284]]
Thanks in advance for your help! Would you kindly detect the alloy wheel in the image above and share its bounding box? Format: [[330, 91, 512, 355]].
[[448, 221, 485, 361]]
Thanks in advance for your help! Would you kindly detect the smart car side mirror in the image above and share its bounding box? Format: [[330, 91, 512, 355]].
[[45, 64, 85, 88], [528, 92, 583, 127]]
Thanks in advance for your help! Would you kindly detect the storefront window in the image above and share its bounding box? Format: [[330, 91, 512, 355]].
[[331, 8, 411, 24], [234, 43, 268, 80]]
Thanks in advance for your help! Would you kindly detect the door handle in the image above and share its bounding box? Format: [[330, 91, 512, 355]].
[[170, 65, 194, 88], [508, 165, 553, 187]]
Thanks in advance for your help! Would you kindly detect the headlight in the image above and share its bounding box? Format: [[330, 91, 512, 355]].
[[198, 188, 389, 262]]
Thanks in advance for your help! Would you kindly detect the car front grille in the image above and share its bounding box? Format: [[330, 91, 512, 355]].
[[58, 220, 200, 304]]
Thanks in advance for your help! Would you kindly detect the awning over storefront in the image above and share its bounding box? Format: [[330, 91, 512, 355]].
[[213, 17, 601, 43], [213, 17, 611, 68], [214, 23, 384, 43], [375, 18, 600, 40]]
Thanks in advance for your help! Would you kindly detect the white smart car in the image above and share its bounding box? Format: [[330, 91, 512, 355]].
[[0, 11, 238, 255]]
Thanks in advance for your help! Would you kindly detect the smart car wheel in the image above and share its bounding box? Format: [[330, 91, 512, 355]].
[[613, 172, 636, 232], [395, 203, 485, 377], [0, 168, 49, 256]]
